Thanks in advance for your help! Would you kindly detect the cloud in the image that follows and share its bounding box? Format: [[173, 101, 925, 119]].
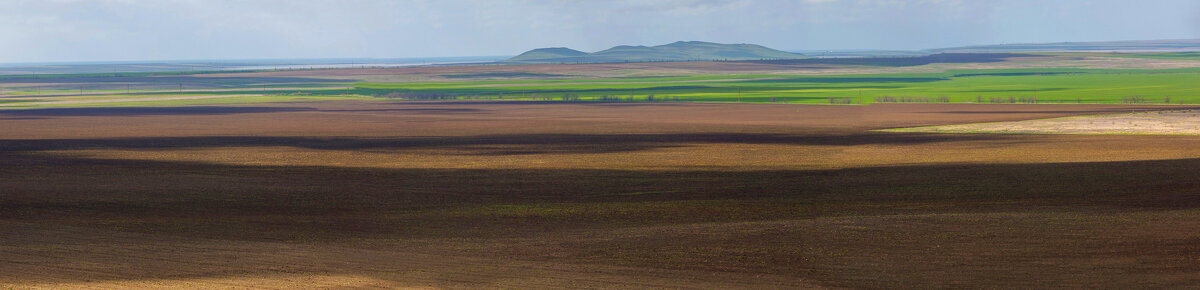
[[0, 0, 1196, 63]]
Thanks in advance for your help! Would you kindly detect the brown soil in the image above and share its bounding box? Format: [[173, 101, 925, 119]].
[[2, 101, 1199, 288]]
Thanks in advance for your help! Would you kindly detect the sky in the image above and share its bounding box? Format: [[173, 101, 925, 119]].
[[1, 0, 1198, 63]]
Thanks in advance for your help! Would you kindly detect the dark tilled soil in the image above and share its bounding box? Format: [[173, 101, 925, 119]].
[[2, 101, 1199, 288]]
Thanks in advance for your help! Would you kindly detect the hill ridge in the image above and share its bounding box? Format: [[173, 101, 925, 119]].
[[507, 41, 804, 63]]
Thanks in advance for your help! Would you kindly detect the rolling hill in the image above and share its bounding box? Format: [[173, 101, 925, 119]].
[[508, 47, 589, 62], [507, 41, 805, 63]]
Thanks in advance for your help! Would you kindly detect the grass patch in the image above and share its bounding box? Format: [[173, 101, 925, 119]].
[[353, 68, 1200, 104]]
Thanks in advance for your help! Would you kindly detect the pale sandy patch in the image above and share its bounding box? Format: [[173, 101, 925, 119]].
[[886, 109, 1200, 135]]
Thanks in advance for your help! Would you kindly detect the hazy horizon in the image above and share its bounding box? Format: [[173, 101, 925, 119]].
[[4, 0, 1198, 63]]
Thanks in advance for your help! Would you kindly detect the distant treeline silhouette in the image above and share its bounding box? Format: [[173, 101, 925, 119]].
[[873, 96, 951, 103]]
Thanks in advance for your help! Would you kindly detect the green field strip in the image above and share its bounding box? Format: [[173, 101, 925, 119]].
[[351, 68, 1200, 104]]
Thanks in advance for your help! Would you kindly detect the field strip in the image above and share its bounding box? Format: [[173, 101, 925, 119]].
[[881, 109, 1200, 135], [0, 221, 821, 288], [5, 87, 350, 97], [0, 94, 259, 107]]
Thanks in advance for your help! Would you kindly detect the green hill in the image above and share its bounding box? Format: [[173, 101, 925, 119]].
[[508, 47, 589, 62], [507, 41, 804, 63]]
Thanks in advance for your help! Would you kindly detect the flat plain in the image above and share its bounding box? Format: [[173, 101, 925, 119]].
[[4, 52, 1200, 288], [6, 53, 1200, 109], [3, 100, 1200, 288]]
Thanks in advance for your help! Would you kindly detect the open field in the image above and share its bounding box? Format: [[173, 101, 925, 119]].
[[11, 0, 1200, 287], [3, 101, 1200, 288], [888, 109, 1200, 135], [6, 53, 1200, 109], [354, 68, 1200, 104], [5, 54, 1200, 288]]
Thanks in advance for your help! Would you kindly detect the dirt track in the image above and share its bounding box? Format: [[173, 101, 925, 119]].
[[3, 101, 1200, 288]]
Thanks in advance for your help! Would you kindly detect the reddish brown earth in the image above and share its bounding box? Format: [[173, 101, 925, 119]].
[[2, 101, 1200, 288]]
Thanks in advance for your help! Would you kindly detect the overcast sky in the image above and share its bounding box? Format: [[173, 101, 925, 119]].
[[2, 0, 1198, 63]]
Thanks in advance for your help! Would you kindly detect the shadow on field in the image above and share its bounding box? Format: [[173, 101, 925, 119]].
[[0, 132, 1009, 155], [2, 150, 1199, 228], [2, 147, 1200, 287]]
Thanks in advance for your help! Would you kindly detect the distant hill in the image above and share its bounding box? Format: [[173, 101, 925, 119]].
[[507, 41, 805, 63], [506, 39, 1200, 64], [508, 47, 589, 62]]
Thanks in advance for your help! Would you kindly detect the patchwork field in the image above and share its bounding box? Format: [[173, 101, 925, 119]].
[[6, 53, 1200, 109], [4, 53, 1200, 288], [354, 68, 1200, 105], [3, 100, 1200, 288]]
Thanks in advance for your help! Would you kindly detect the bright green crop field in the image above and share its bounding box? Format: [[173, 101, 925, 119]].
[[7, 66, 1200, 108], [355, 68, 1200, 104]]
